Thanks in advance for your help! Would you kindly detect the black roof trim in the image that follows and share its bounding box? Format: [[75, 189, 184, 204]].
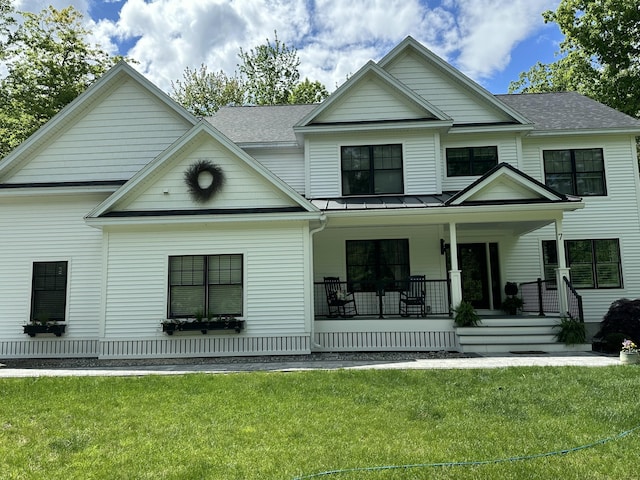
[[0, 180, 127, 189], [101, 207, 306, 217], [449, 121, 521, 128], [445, 162, 577, 205], [307, 117, 442, 127]]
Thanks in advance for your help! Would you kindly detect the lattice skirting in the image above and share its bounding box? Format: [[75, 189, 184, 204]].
[[0, 335, 311, 359], [99, 335, 311, 359], [0, 339, 99, 359], [314, 330, 459, 352], [0, 331, 457, 359]]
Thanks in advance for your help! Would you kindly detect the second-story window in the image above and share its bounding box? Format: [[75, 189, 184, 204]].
[[341, 144, 403, 195], [543, 148, 606, 196], [446, 146, 498, 176]]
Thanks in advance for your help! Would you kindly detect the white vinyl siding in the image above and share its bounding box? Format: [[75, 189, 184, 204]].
[[313, 225, 445, 282], [0, 194, 105, 339], [123, 138, 299, 211], [383, 51, 512, 124], [6, 78, 192, 184], [103, 223, 308, 338], [441, 133, 519, 192], [307, 131, 438, 198], [245, 147, 305, 195], [314, 76, 433, 124], [514, 134, 640, 321]]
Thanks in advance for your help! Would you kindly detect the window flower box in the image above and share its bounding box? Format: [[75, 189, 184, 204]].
[[162, 318, 244, 335], [23, 323, 66, 337]]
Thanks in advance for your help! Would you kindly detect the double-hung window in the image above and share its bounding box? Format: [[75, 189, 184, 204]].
[[168, 254, 243, 318], [31, 261, 68, 322], [446, 146, 498, 176], [341, 144, 403, 195], [543, 148, 606, 196], [542, 239, 622, 289], [346, 239, 409, 291]]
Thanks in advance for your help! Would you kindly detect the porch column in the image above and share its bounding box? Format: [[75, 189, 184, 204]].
[[554, 218, 570, 316], [448, 222, 463, 309]]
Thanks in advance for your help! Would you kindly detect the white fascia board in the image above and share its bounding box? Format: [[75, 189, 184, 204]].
[[84, 211, 323, 228], [0, 186, 119, 197], [527, 128, 640, 137], [236, 142, 300, 149], [323, 201, 584, 221], [448, 124, 535, 134], [294, 120, 453, 135]]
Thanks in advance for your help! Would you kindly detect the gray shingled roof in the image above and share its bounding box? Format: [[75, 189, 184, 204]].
[[206, 104, 316, 144], [206, 92, 640, 145], [496, 92, 640, 131]]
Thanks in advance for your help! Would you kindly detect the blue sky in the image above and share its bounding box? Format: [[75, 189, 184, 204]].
[[12, 0, 564, 94]]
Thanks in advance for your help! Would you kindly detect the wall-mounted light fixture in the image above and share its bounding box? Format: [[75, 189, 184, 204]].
[[440, 239, 450, 255]]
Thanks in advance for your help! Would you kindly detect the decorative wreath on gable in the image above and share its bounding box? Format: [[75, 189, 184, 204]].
[[184, 160, 225, 203]]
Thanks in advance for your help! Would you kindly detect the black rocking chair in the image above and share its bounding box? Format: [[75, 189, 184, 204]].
[[399, 275, 427, 317], [324, 277, 357, 318]]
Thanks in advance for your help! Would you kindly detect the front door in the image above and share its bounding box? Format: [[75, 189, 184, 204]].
[[458, 244, 490, 309], [446, 242, 501, 310]]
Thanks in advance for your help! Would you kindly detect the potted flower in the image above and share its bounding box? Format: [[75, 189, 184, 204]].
[[620, 339, 640, 364], [501, 282, 523, 315], [23, 314, 66, 337]]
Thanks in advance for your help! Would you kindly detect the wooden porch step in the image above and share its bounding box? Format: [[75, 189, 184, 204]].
[[456, 316, 592, 354]]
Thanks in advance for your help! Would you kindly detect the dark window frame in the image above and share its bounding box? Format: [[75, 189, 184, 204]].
[[542, 239, 622, 289], [341, 144, 404, 196], [31, 261, 68, 322], [168, 254, 244, 318], [543, 148, 606, 196], [345, 239, 410, 292], [446, 146, 498, 177]]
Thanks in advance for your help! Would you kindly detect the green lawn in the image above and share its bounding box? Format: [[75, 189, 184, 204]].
[[1, 366, 639, 479]]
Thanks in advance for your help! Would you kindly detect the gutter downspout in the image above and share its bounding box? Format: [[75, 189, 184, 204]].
[[308, 213, 327, 350]]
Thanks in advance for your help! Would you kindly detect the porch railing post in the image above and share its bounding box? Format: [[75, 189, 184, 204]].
[[537, 277, 545, 317]]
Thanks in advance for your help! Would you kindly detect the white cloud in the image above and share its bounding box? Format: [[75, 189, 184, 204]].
[[451, 0, 559, 80], [9, 0, 561, 94]]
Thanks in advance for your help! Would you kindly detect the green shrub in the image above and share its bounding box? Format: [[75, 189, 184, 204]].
[[453, 301, 481, 327], [596, 298, 640, 345], [555, 316, 586, 345]]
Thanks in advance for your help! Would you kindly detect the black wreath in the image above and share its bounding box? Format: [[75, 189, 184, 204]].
[[184, 160, 225, 203]]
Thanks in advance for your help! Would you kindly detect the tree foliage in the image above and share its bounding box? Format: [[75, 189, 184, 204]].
[[238, 32, 300, 105], [288, 78, 329, 104], [0, 0, 15, 54], [509, 0, 640, 117], [173, 32, 329, 115], [170, 65, 244, 117], [0, 5, 120, 157]]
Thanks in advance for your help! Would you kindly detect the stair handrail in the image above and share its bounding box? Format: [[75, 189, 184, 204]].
[[563, 276, 584, 322]]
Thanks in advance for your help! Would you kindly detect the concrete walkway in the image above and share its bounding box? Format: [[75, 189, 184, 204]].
[[0, 352, 622, 378]]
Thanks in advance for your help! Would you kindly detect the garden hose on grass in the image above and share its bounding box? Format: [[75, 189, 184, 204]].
[[294, 423, 640, 479]]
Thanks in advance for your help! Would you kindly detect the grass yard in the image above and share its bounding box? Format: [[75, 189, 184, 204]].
[[1, 366, 639, 479]]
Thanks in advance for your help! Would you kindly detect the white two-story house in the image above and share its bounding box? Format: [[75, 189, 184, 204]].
[[1, 36, 639, 359]]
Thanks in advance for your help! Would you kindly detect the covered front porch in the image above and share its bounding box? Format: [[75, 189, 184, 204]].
[[308, 165, 585, 352]]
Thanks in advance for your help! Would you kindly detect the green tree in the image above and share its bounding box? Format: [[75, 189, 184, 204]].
[[170, 64, 245, 117], [0, 0, 15, 55], [509, 0, 640, 117], [238, 32, 301, 105], [172, 32, 330, 112], [288, 78, 329, 104], [0, 6, 120, 157]]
